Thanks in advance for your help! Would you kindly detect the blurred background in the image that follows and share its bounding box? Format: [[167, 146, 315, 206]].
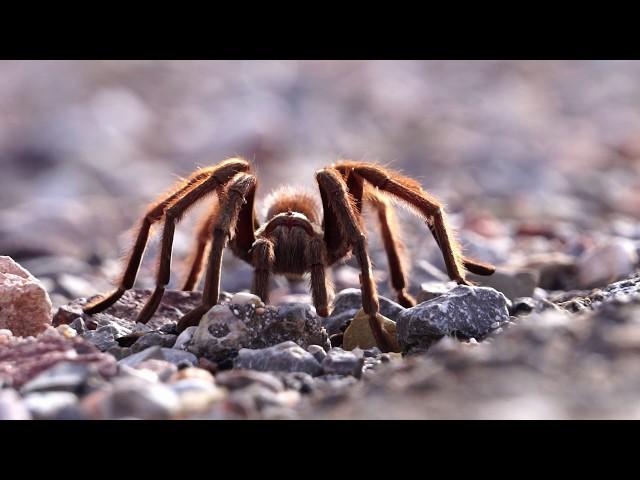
[[1, 60, 639, 305]]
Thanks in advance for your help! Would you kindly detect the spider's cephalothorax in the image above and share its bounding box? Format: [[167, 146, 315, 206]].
[[83, 158, 495, 352]]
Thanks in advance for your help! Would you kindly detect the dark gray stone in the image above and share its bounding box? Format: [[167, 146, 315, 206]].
[[130, 332, 177, 353], [324, 289, 406, 336], [397, 285, 510, 354], [117, 346, 165, 367], [159, 348, 198, 367], [81, 326, 119, 351], [234, 341, 323, 376], [173, 326, 197, 350], [322, 348, 364, 378]]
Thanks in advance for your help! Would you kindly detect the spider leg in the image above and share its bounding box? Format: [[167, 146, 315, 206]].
[[181, 199, 218, 291], [338, 162, 489, 284], [426, 222, 496, 276], [176, 173, 257, 332], [316, 167, 394, 352], [365, 188, 416, 307], [183, 178, 258, 291], [83, 158, 250, 316]]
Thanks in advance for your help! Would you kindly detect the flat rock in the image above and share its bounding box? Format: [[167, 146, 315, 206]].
[[0, 334, 117, 389], [397, 285, 510, 354], [0, 256, 53, 337], [53, 289, 206, 332], [234, 341, 323, 376], [130, 332, 177, 352]]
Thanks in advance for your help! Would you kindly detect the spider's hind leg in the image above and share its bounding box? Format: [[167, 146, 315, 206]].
[[365, 189, 416, 308]]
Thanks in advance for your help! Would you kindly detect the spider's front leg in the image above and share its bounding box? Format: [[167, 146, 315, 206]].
[[176, 173, 257, 333], [316, 168, 397, 353], [83, 158, 251, 317]]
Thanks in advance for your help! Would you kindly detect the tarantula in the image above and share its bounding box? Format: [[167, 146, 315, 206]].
[[83, 158, 495, 352]]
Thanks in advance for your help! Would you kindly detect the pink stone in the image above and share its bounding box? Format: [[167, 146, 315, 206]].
[[0, 256, 53, 337]]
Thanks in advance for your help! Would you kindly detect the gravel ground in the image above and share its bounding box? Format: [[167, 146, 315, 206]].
[[1, 60, 640, 419]]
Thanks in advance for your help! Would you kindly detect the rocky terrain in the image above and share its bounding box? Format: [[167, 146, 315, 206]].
[[1, 60, 640, 419]]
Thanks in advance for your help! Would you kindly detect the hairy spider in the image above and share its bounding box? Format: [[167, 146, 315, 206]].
[[83, 158, 495, 352]]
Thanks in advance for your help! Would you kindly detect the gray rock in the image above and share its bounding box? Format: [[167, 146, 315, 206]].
[[159, 348, 198, 367], [307, 345, 327, 363], [324, 310, 359, 336], [215, 369, 284, 393], [234, 341, 323, 376], [118, 346, 198, 368], [117, 346, 165, 367], [69, 317, 87, 334], [23, 391, 79, 419], [397, 285, 510, 354], [189, 302, 329, 362], [324, 289, 406, 336], [99, 378, 181, 420], [510, 297, 536, 315], [0, 389, 31, 420], [81, 325, 120, 351], [20, 361, 93, 394], [322, 348, 364, 378], [106, 345, 131, 360], [173, 326, 197, 350], [468, 268, 538, 301], [130, 332, 177, 353]]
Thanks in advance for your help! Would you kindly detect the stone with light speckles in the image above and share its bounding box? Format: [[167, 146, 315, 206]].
[[397, 285, 510, 354]]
